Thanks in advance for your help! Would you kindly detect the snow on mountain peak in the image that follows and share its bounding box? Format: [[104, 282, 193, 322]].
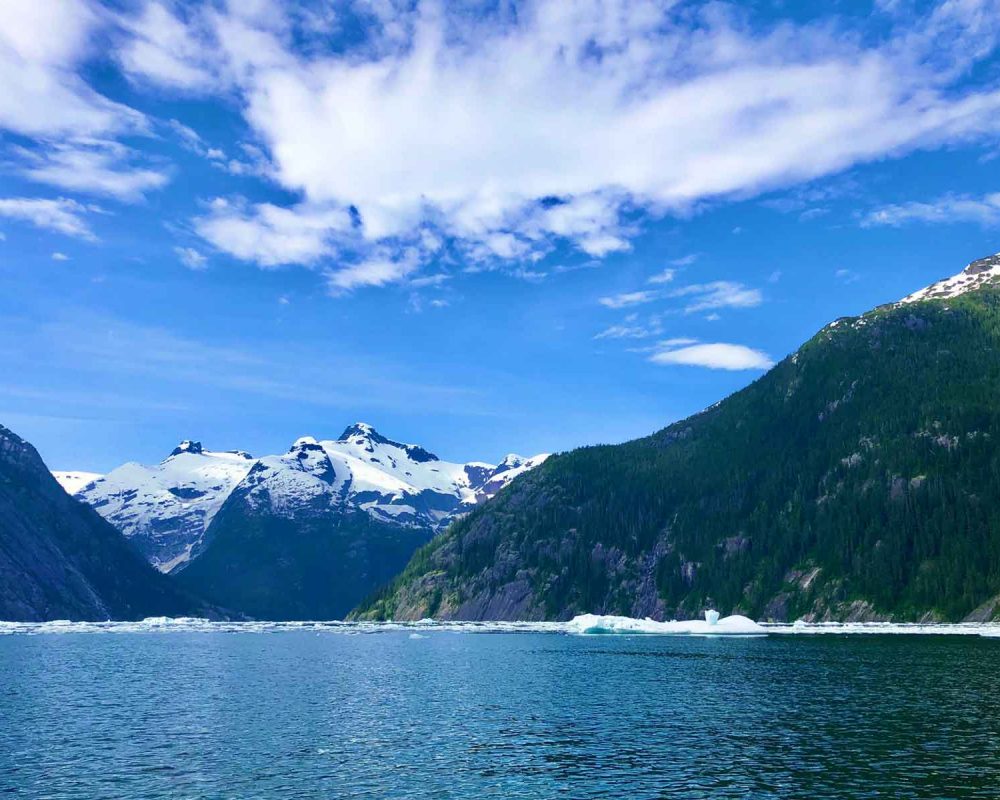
[[900, 252, 1000, 305], [339, 421, 375, 438], [495, 454, 529, 472], [52, 470, 103, 495], [336, 422, 439, 463], [68, 426, 549, 574], [475, 453, 551, 501], [170, 440, 204, 456], [74, 444, 256, 572]]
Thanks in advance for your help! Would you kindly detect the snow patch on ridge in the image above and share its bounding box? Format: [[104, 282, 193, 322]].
[[899, 253, 1000, 304]]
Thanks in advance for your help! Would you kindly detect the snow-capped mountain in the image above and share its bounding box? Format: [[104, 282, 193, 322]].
[[52, 470, 103, 495], [73, 441, 255, 572], [70, 424, 548, 574]]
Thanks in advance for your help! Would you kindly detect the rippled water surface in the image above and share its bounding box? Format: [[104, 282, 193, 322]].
[[2, 629, 999, 798]]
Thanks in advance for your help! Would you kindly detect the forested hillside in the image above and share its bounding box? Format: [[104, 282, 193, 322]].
[[355, 261, 1000, 623]]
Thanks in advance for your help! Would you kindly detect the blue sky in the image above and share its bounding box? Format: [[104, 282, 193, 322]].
[[2, 0, 1000, 472]]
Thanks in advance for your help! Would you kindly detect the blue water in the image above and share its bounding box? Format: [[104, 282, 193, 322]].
[[2, 630, 999, 798]]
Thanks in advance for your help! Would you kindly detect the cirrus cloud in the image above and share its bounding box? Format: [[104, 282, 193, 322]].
[[862, 192, 1000, 227]]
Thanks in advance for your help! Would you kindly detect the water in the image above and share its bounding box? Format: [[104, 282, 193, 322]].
[[2, 627, 999, 798]]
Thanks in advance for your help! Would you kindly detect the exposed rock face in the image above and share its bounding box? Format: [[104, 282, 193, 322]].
[[0, 424, 210, 622]]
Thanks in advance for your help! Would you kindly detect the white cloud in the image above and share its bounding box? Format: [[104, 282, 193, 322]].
[[0, 0, 146, 138], [650, 341, 775, 370], [0, 1, 168, 211], [595, 322, 659, 340], [598, 290, 660, 309], [51, 251, 69, 261], [670, 281, 763, 313], [18, 140, 169, 201], [168, 119, 227, 163], [110, 0, 1000, 284], [862, 192, 1000, 227], [647, 268, 676, 285], [326, 249, 422, 293], [0, 197, 95, 240], [116, 2, 218, 91], [670, 254, 699, 267], [194, 198, 353, 267], [409, 273, 451, 288], [175, 246, 207, 270]]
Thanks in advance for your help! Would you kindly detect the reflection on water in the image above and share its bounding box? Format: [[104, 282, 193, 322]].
[[1, 631, 998, 798]]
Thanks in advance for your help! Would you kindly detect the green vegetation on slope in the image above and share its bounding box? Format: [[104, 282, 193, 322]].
[[355, 288, 1000, 623], [176, 499, 433, 620]]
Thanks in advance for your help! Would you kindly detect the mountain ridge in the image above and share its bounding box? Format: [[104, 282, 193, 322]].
[[0, 424, 214, 622], [66, 423, 548, 574], [353, 254, 1000, 624]]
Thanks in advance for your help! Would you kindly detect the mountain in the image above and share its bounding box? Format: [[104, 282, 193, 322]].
[[52, 470, 103, 495], [355, 254, 1000, 624], [71, 424, 547, 580], [174, 425, 548, 619], [72, 441, 255, 572], [0, 424, 212, 622]]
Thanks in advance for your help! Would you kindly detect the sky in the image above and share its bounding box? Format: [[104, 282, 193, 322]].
[[2, 0, 1000, 472]]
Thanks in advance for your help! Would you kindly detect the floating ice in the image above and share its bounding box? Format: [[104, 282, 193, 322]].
[[566, 613, 767, 636], [0, 616, 998, 637], [765, 621, 1000, 638]]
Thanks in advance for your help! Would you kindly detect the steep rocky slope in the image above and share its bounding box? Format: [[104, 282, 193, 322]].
[[0, 425, 211, 621]]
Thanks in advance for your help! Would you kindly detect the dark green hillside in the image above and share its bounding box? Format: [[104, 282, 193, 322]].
[[355, 268, 1000, 623], [176, 497, 433, 621], [0, 425, 212, 622]]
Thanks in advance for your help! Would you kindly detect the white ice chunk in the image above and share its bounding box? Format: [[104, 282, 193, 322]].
[[566, 613, 767, 636]]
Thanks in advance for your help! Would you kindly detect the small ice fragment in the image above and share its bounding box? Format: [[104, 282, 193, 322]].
[[409, 633, 427, 640], [705, 609, 720, 626]]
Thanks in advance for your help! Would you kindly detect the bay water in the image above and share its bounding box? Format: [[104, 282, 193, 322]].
[[2, 627, 998, 798]]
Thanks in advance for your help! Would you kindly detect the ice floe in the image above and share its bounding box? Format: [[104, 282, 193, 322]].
[[1, 615, 999, 638], [765, 620, 1000, 637], [566, 612, 767, 636]]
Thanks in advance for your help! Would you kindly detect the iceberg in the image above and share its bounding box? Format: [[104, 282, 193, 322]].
[[566, 612, 767, 636]]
